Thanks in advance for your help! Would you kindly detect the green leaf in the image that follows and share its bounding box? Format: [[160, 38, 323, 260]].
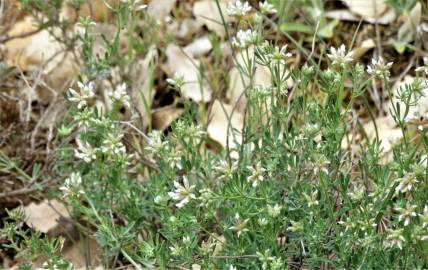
[[318, 19, 339, 38], [280, 22, 314, 34], [393, 41, 407, 54]]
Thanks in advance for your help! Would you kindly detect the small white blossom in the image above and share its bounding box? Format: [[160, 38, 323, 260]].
[[227, 0, 252, 17], [415, 57, 428, 75], [166, 147, 182, 169], [108, 83, 130, 108], [101, 133, 126, 156], [287, 220, 303, 232], [268, 45, 292, 65], [338, 217, 356, 233], [229, 213, 249, 238], [258, 217, 268, 226], [60, 172, 83, 197], [199, 238, 216, 255], [347, 185, 366, 201], [145, 130, 168, 154], [256, 249, 275, 270], [232, 29, 258, 48], [270, 257, 283, 269], [367, 57, 393, 77], [168, 176, 196, 208], [304, 190, 319, 207], [166, 72, 185, 88], [169, 243, 182, 256], [419, 205, 428, 228], [385, 228, 405, 250], [74, 138, 97, 163], [68, 81, 95, 109], [312, 154, 330, 174], [182, 236, 191, 245], [259, 1, 276, 14], [327, 44, 353, 66], [267, 204, 282, 218], [247, 162, 266, 187], [395, 173, 419, 194], [395, 203, 417, 226], [73, 109, 94, 128], [229, 266, 237, 270], [214, 159, 238, 180], [75, 19, 96, 35]]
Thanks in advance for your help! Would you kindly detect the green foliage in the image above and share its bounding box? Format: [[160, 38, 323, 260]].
[[3, 0, 428, 269]]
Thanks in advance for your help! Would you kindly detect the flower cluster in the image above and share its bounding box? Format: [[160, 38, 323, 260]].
[[327, 44, 353, 66], [227, 0, 252, 17], [259, 1, 277, 14], [168, 176, 196, 208], [366, 57, 393, 78], [108, 83, 130, 108], [60, 172, 84, 197], [68, 81, 95, 109], [232, 29, 258, 48]]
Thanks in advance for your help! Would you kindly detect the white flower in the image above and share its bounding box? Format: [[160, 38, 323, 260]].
[[419, 205, 428, 228], [304, 190, 319, 207], [169, 244, 182, 256], [229, 213, 249, 237], [367, 57, 393, 77], [395, 173, 419, 194], [166, 147, 182, 169], [232, 29, 258, 48], [214, 159, 238, 180], [385, 228, 405, 250], [347, 185, 365, 201], [229, 266, 237, 270], [415, 57, 428, 75], [101, 133, 126, 156], [258, 217, 268, 226], [182, 236, 191, 245], [145, 130, 167, 154], [75, 20, 96, 35], [60, 172, 83, 197], [259, 1, 276, 14], [338, 217, 356, 232], [326, 44, 353, 66], [312, 154, 330, 174], [166, 72, 185, 88], [256, 249, 275, 270], [267, 204, 282, 218], [168, 176, 196, 208], [68, 81, 95, 109], [109, 83, 130, 108], [74, 138, 97, 163], [395, 203, 417, 226], [287, 220, 303, 232], [268, 45, 292, 65], [247, 162, 266, 187], [73, 108, 94, 128], [227, 0, 252, 17], [270, 257, 283, 269]]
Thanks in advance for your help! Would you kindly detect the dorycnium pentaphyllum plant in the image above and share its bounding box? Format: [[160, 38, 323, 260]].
[[2, 0, 428, 269]]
